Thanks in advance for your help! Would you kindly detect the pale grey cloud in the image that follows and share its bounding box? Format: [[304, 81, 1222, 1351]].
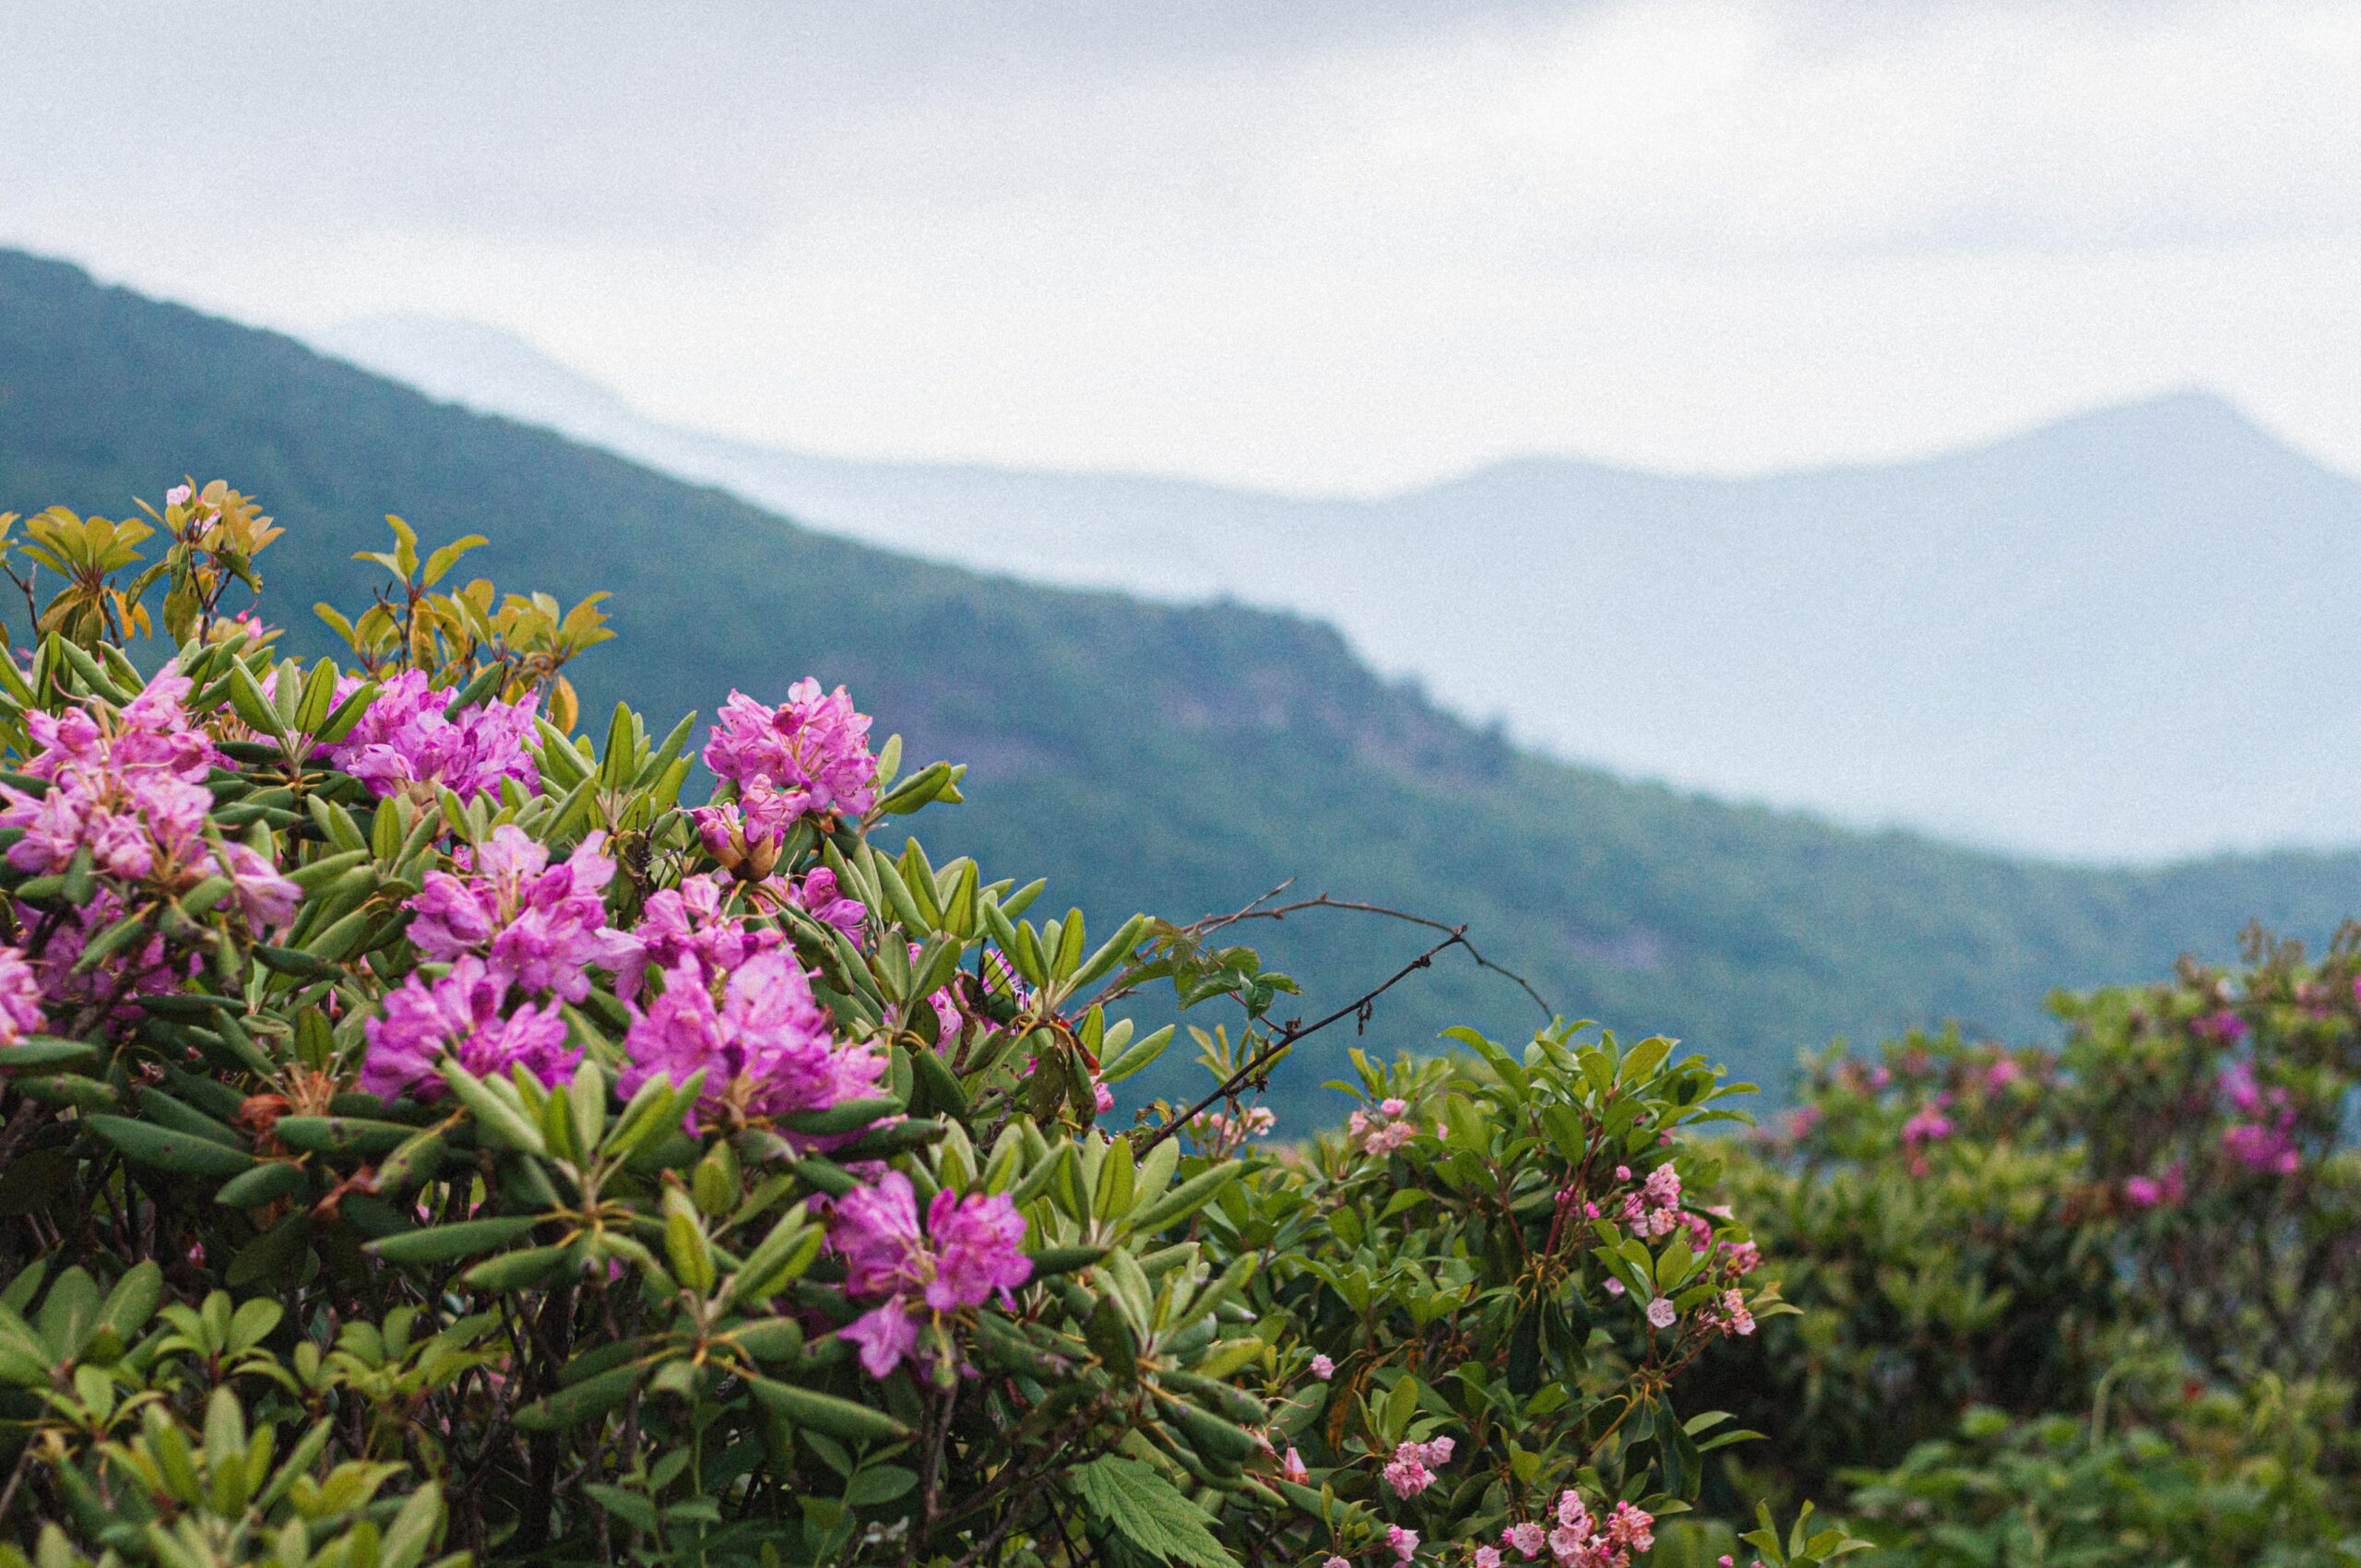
[[2, 1, 2357, 490]]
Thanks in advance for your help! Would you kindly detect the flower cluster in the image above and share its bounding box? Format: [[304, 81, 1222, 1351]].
[[1498, 1493, 1655, 1568], [1617, 1161, 1682, 1238], [1900, 1096, 1955, 1149], [362, 956, 579, 1101], [638, 873, 784, 980], [704, 680, 878, 820], [1382, 1435, 1454, 1499], [2123, 1163, 2188, 1208], [1, 665, 297, 1010], [408, 826, 639, 1002], [323, 669, 539, 802], [2217, 1062, 2299, 1174], [780, 865, 865, 940], [1349, 1097, 1418, 1155], [1192, 1103, 1275, 1155], [622, 950, 882, 1132], [0, 945, 45, 1046], [827, 1171, 1032, 1376]]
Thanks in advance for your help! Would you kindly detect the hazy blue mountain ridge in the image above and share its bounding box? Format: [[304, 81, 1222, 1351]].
[[315, 315, 2361, 861]]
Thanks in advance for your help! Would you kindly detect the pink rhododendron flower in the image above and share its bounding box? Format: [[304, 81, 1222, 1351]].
[[0, 663, 237, 900], [780, 866, 865, 939], [1985, 1058, 2022, 1090], [827, 1170, 1033, 1376], [21, 892, 195, 1018], [621, 951, 881, 1131], [1281, 1446, 1309, 1484], [636, 873, 784, 984], [0, 946, 45, 1046], [1386, 1525, 1419, 1562], [704, 680, 878, 819], [323, 670, 539, 802], [362, 956, 577, 1100], [214, 842, 301, 933], [1901, 1105, 1954, 1148], [1310, 1353, 1335, 1380], [2191, 1007, 2248, 1042], [408, 826, 639, 1001], [2223, 1117, 2300, 1174], [690, 778, 809, 878]]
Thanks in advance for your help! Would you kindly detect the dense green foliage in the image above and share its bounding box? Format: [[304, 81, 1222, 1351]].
[[1700, 932, 2361, 1564], [0, 487, 1841, 1567], [6, 250, 2361, 1117]]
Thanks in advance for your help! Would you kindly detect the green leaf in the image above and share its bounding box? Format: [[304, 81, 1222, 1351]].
[[86, 1116, 256, 1179], [1126, 1162, 1240, 1236], [0, 1037, 100, 1075], [749, 1376, 910, 1443], [1068, 1455, 1239, 1568], [272, 1116, 417, 1156], [367, 1216, 540, 1266]]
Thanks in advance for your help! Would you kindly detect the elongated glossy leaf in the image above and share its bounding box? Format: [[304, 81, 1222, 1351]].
[[87, 1116, 256, 1179], [366, 1215, 540, 1266], [749, 1376, 910, 1443]]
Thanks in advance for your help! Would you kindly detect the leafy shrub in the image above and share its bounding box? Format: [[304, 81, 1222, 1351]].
[[0, 483, 1842, 1567], [1704, 929, 2361, 1562]]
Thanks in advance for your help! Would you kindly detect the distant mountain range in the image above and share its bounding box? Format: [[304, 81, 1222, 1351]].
[[7, 247, 2359, 1118], [314, 314, 2361, 862]]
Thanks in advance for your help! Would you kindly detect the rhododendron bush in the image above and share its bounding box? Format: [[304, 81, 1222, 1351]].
[[0, 484, 1845, 1568], [1696, 932, 2361, 1566]]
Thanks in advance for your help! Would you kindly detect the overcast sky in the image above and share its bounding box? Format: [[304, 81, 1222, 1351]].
[[4, 1, 2358, 493]]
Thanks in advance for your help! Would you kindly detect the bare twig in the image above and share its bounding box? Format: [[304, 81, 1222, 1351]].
[[1139, 927, 1476, 1154], [1185, 890, 1554, 1023]]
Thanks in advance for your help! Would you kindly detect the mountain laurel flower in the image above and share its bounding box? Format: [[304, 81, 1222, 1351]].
[[621, 950, 881, 1131], [0, 946, 45, 1045], [362, 956, 578, 1101], [1477, 1550, 1504, 1568], [1645, 1295, 1678, 1329], [704, 680, 878, 819], [1310, 1353, 1335, 1380], [827, 1170, 1033, 1377], [1620, 1161, 1684, 1237], [409, 826, 639, 1001], [1383, 1449, 1436, 1499], [1503, 1521, 1548, 1558], [324, 670, 539, 803], [1348, 1101, 1418, 1155]]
